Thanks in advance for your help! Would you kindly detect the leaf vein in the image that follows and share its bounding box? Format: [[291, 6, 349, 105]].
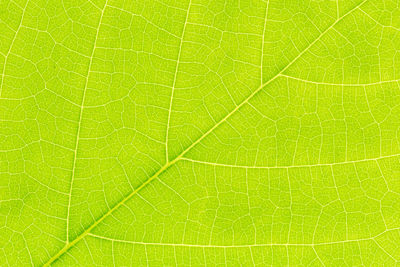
[[66, 0, 109, 244]]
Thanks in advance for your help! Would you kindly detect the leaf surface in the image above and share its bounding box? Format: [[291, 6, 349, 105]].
[[1, 0, 400, 266]]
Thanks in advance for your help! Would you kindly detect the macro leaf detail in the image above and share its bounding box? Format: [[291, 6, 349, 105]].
[[1, 0, 400, 266]]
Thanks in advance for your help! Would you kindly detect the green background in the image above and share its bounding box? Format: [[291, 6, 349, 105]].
[[1, 0, 400, 265]]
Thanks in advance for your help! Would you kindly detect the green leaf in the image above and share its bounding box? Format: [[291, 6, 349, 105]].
[[1, 0, 400, 266]]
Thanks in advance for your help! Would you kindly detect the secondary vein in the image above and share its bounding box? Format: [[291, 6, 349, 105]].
[[65, 0, 109, 244]]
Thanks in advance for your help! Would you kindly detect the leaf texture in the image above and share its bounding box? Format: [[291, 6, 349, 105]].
[[1, 0, 400, 266]]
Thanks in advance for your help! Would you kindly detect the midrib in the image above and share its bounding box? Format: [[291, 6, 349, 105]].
[[42, 1, 367, 265]]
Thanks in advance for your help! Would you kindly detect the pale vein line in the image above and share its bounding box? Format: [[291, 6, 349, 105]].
[[107, 4, 182, 40], [87, 226, 400, 248], [65, 0, 109, 243], [260, 0, 270, 84], [336, 0, 340, 18], [21, 233, 34, 267], [42, 1, 369, 265], [280, 74, 400, 87], [165, 0, 192, 163], [25, 173, 70, 196], [0, 0, 30, 98], [358, 7, 400, 33], [313, 246, 326, 267], [180, 153, 400, 169], [20, 25, 91, 59], [373, 240, 397, 262]]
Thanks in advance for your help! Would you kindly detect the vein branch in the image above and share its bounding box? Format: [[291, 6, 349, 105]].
[[165, 0, 192, 163], [181, 152, 400, 169], [87, 226, 400, 248], [65, 0, 108, 244], [0, 0, 30, 98], [260, 0, 270, 84]]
